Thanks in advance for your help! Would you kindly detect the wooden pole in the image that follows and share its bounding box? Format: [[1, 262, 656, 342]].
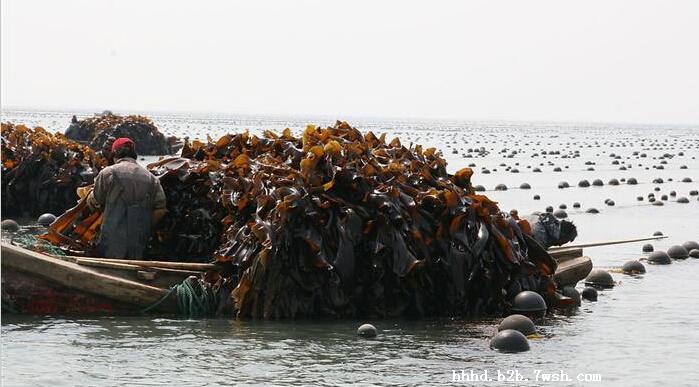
[[68, 256, 218, 271], [548, 235, 668, 251]]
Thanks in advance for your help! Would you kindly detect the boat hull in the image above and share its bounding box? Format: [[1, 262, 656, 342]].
[[1, 243, 177, 316]]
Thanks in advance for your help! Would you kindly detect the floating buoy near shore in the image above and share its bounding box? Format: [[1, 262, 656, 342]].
[[683, 241, 699, 251], [561, 286, 581, 306], [1, 219, 20, 232], [511, 291, 547, 318], [647, 251, 672, 265], [585, 269, 615, 289], [357, 324, 377, 338], [667, 245, 689, 259], [37, 213, 57, 226], [642, 244, 654, 253], [498, 314, 536, 336], [490, 329, 530, 353], [581, 287, 598, 301], [622, 260, 646, 274]]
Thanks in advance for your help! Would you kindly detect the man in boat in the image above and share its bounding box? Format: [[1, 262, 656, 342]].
[[87, 137, 167, 259]]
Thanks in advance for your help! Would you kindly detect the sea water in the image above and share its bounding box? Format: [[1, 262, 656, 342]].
[[1, 110, 698, 386]]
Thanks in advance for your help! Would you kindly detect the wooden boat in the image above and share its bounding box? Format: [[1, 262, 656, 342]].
[[549, 247, 593, 287], [1, 241, 592, 316], [0, 242, 194, 315]]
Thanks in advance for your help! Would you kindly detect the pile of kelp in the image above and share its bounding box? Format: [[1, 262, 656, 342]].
[[1, 123, 105, 218], [42, 121, 557, 319], [148, 122, 557, 319], [65, 112, 179, 155]]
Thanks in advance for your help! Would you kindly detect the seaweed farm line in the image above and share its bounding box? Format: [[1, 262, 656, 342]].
[[2, 110, 699, 386]]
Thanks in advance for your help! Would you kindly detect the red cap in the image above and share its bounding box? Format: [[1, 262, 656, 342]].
[[111, 137, 135, 152]]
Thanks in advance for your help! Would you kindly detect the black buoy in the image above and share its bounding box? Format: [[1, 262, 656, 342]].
[[677, 197, 689, 204], [608, 178, 620, 186], [605, 199, 615, 206], [495, 184, 508, 191], [581, 287, 598, 301], [511, 290, 547, 318], [553, 209, 568, 219], [585, 269, 615, 289], [627, 177, 638, 185], [474, 185, 486, 192], [622, 260, 646, 274], [586, 208, 600, 214], [642, 244, 654, 253], [689, 249, 699, 259], [561, 286, 581, 307], [519, 183, 531, 189], [545, 206, 554, 213], [578, 180, 590, 187], [498, 314, 536, 336], [592, 179, 604, 186], [682, 241, 699, 251], [533, 195, 541, 200], [490, 329, 530, 353], [557, 181, 570, 189], [37, 213, 57, 227], [653, 231, 663, 236], [667, 245, 689, 259], [1, 219, 20, 232], [357, 323, 377, 338], [573, 202, 581, 208], [647, 251, 672, 265]]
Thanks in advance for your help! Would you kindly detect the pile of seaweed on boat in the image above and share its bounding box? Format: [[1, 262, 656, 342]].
[[46, 121, 558, 319], [1, 123, 105, 218], [65, 112, 180, 155]]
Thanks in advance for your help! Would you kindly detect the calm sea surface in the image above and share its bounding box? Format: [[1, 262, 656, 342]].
[[2, 110, 699, 386]]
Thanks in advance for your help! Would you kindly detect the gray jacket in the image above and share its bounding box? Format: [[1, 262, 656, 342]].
[[88, 158, 166, 258]]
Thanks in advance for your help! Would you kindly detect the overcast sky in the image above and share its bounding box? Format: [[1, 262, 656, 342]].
[[2, 0, 698, 124]]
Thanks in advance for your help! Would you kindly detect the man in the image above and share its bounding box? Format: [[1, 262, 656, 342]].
[[87, 137, 167, 258]]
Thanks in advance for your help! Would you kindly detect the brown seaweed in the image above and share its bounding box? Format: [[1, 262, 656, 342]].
[[41, 121, 557, 319], [1, 123, 104, 218]]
